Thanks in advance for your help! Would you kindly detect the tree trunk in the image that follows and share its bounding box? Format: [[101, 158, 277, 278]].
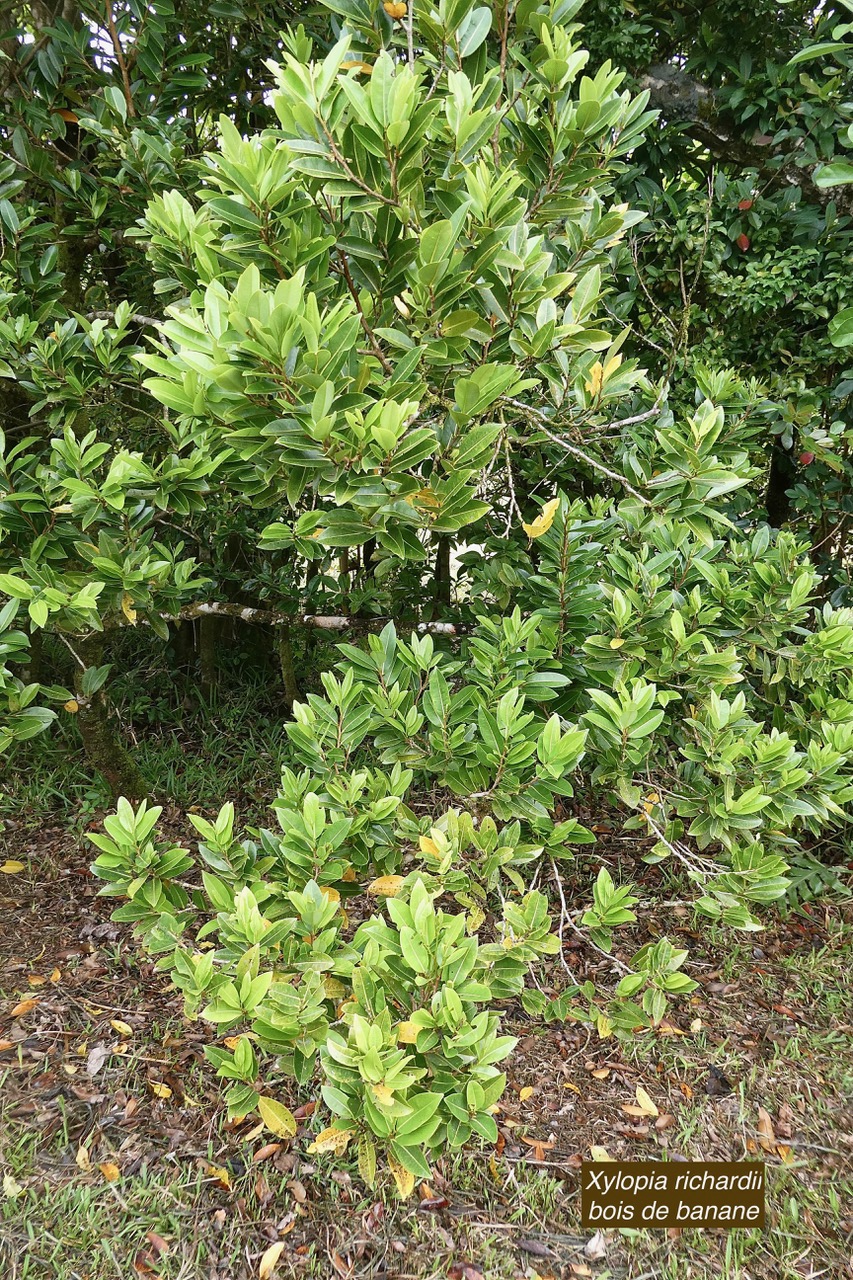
[[431, 534, 452, 617], [277, 625, 300, 711], [74, 638, 148, 802], [198, 616, 218, 696]]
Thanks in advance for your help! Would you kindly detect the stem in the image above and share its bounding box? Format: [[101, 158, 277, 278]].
[[104, 0, 136, 118], [277, 625, 300, 710], [74, 636, 147, 802]]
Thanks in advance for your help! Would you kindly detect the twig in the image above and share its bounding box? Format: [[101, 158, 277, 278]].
[[104, 0, 136, 118], [550, 858, 578, 984], [504, 399, 652, 506], [334, 250, 392, 374], [56, 633, 87, 670], [502, 431, 522, 535]]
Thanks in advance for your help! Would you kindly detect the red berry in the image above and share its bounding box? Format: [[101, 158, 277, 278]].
[[799, 451, 815, 466], [738, 199, 753, 210], [736, 233, 750, 250]]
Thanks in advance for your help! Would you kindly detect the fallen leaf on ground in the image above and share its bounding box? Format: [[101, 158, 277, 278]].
[[584, 1229, 608, 1260], [149, 1082, 172, 1099], [258, 1241, 285, 1279], [520, 1134, 555, 1161], [517, 1239, 557, 1258], [589, 1145, 614, 1162], [3, 1173, 23, 1199], [519, 1086, 534, 1102], [705, 1064, 734, 1097], [98, 1162, 120, 1182], [207, 1164, 231, 1189], [10, 998, 38, 1017], [75, 1145, 92, 1172], [110, 1019, 134, 1038], [145, 1230, 169, 1255], [622, 1084, 659, 1118], [756, 1106, 776, 1152], [87, 1044, 110, 1077], [253, 1143, 282, 1163], [0, 861, 26, 874]]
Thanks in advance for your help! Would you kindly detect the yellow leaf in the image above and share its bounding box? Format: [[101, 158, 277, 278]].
[[320, 885, 341, 906], [358, 1136, 377, 1188], [63, 699, 79, 714], [340, 60, 373, 75], [3, 1173, 24, 1199], [28, 975, 46, 987], [589, 1145, 614, 1162], [609, 637, 625, 649], [110, 1019, 133, 1038], [396, 1021, 419, 1044], [323, 975, 347, 999], [690, 1017, 702, 1033], [307, 1126, 354, 1156], [384, 1, 408, 17], [413, 488, 441, 512], [519, 1086, 534, 1102], [0, 861, 26, 874], [258, 1240, 285, 1279], [388, 1152, 415, 1199], [596, 1014, 613, 1039], [777, 1144, 794, 1164], [223, 1036, 243, 1050], [76, 1145, 92, 1172], [367, 875, 406, 898], [585, 361, 604, 397], [419, 834, 440, 857], [522, 497, 560, 540], [370, 1083, 394, 1107], [121, 592, 137, 624], [207, 1164, 231, 1188], [257, 1097, 297, 1139], [149, 1081, 172, 1099], [603, 353, 623, 379], [634, 1085, 659, 1118], [98, 1162, 120, 1183], [562, 1081, 581, 1093], [50, 968, 61, 983]]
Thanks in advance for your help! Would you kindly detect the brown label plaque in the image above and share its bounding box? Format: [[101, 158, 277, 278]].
[[581, 1161, 765, 1228]]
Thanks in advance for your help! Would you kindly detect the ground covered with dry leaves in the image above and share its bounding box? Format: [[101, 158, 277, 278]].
[[1, 820, 852, 1280]]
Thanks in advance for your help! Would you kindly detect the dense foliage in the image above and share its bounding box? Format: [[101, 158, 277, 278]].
[[2, 0, 852, 1193]]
